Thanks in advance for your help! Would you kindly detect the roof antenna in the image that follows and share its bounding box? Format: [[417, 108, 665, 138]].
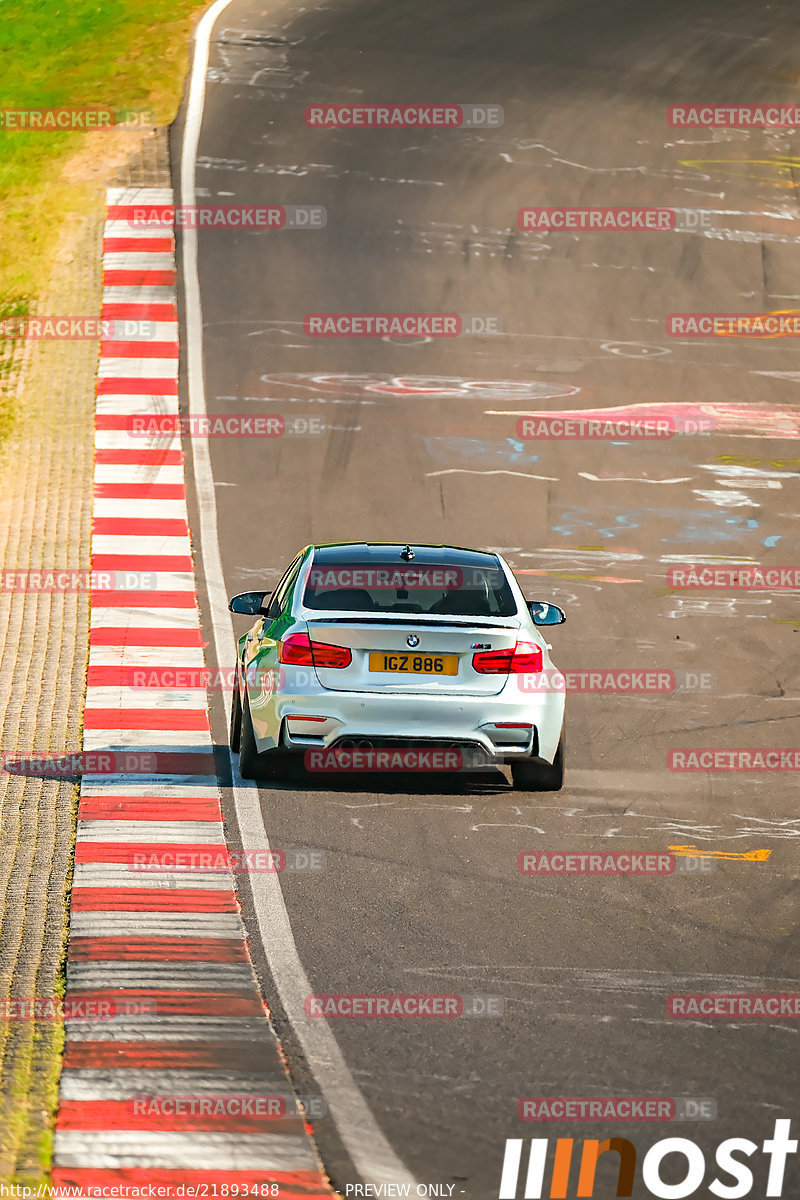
[[400, 545, 415, 561]]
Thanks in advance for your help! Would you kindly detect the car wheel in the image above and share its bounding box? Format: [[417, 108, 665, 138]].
[[511, 735, 564, 792], [238, 692, 288, 781], [229, 676, 242, 752]]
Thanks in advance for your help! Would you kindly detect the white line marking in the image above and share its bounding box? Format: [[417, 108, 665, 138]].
[[98, 359, 179, 378], [92, 468, 186, 486], [74, 865, 231, 888], [89, 646, 206, 666], [60, 1070, 290, 1099], [92, 498, 191, 518], [68, 965, 254, 989], [91, 536, 193, 558], [76, 820, 222, 842], [103, 252, 176, 270], [53, 1130, 317, 1172], [426, 468, 558, 481], [69, 913, 243, 938], [102, 286, 177, 304], [181, 2, 418, 1187], [577, 472, 692, 484], [107, 187, 175, 204]]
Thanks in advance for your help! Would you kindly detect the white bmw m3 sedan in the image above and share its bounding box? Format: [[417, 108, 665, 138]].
[[228, 542, 566, 789]]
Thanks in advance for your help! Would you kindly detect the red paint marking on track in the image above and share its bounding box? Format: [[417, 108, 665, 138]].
[[89, 590, 197, 609], [75, 842, 227, 865], [96, 413, 179, 430], [97, 377, 178, 395], [103, 269, 176, 287], [93, 484, 188, 501], [56, 1099, 302, 1134], [70, 888, 238, 912], [68, 937, 248, 962], [77, 799, 222, 822], [91, 554, 193, 571], [63, 989, 263, 1017], [106, 205, 172, 221], [87, 664, 211, 686], [93, 517, 189, 536], [103, 238, 173, 253], [89, 626, 203, 646], [102, 302, 177, 321], [82, 708, 209, 730], [100, 340, 179, 358], [94, 448, 183, 465]]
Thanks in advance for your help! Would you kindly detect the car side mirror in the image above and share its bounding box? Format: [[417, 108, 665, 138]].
[[527, 600, 566, 626], [228, 591, 272, 615]]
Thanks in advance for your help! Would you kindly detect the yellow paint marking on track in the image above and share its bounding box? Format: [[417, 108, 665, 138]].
[[515, 570, 641, 584], [669, 844, 772, 862], [679, 156, 800, 187], [716, 456, 800, 469]]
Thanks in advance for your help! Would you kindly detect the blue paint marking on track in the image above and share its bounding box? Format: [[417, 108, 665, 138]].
[[550, 505, 762, 544], [423, 436, 540, 466]]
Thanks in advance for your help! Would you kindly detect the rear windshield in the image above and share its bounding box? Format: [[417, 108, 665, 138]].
[[302, 560, 517, 616]]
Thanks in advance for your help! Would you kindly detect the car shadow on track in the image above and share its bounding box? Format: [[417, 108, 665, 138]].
[[228, 749, 514, 795]]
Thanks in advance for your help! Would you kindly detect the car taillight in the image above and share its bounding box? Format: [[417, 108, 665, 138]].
[[311, 641, 352, 669], [279, 633, 351, 669], [472, 641, 543, 674], [279, 633, 314, 665]]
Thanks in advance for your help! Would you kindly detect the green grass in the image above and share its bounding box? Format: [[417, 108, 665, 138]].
[[0, 0, 210, 375], [0, 297, 29, 440]]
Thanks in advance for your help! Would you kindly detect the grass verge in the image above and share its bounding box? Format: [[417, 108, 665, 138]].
[[0, 0, 211, 438]]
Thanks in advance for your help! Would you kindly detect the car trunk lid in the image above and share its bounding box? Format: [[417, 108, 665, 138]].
[[306, 616, 521, 695]]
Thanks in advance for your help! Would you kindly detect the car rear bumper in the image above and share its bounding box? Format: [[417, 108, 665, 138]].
[[248, 683, 565, 763]]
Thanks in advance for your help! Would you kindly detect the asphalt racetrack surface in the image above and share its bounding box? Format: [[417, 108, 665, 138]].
[[174, 1, 800, 1195]]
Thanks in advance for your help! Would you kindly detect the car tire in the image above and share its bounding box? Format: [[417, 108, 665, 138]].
[[229, 677, 242, 752], [511, 734, 564, 792], [238, 692, 288, 781]]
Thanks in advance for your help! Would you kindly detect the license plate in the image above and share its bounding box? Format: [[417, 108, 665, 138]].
[[368, 652, 458, 676]]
